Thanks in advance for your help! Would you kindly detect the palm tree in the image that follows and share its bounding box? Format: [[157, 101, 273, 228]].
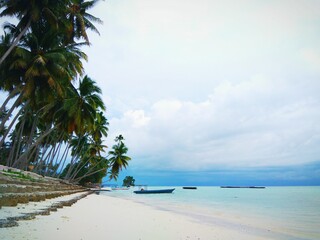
[[63, 0, 103, 44], [115, 134, 124, 143], [0, 0, 110, 181], [108, 139, 131, 180], [0, 24, 86, 145], [60, 75, 105, 136], [0, 0, 103, 64], [0, 0, 65, 65], [91, 111, 109, 143]]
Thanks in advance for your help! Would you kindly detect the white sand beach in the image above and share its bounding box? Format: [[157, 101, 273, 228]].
[[0, 193, 278, 240]]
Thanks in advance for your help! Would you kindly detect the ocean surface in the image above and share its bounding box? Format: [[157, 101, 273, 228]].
[[101, 186, 320, 240]]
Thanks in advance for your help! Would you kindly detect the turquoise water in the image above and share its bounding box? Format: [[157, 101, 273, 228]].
[[102, 186, 320, 240]]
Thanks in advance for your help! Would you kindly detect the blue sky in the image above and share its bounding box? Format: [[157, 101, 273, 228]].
[[1, 0, 320, 186]]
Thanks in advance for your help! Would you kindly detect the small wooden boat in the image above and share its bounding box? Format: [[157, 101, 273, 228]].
[[133, 188, 175, 194], [91, 186, 111, 192], [220, 186, 266, 189], [182, 187, 197, 189], [111, 187, 130, 190]]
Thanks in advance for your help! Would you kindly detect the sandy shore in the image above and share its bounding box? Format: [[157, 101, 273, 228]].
[[1, 193, 276, 240]]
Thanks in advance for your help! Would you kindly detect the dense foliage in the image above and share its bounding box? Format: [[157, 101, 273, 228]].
[[122, 176, 135, 187], [0, 0, 131, 185]]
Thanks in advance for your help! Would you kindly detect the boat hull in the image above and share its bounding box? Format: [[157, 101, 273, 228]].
[[134, 188, 175, 194], [220, 186, 266, 189], [183, 187, 197, 189]]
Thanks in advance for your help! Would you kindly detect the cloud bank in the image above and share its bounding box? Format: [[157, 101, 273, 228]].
[[109, 75, 320, 171]]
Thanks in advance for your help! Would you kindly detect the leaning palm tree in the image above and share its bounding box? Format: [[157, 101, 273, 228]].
[[0, 0, 103, 64], [57, 75, 105, 179], [0, 25, 86, 150], [0, 21, 88, 169], [0, 0, 65, 65]]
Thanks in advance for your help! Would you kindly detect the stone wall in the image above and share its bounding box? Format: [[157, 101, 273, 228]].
[[0, 165, 93, 228]]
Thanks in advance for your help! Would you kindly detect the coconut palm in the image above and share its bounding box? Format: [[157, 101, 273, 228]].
[[60, 75, 105, 135], [0, 24, 86, 147], [0, 0, 65, 65], [61, 77, 106, 180], [63, 0, 103, 44], [91, 111, 109, 143], [115, 134, 124, 143], [108, 139, 131, 180], [0, 0, 129, 182]]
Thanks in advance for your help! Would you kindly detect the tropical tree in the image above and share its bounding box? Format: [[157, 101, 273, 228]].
[[0, 0, 132, 184], [0, 0, 103, 65], [0, 21, 87, 136], [58, 76, 106, 182], [59, 75, 105, 135], [0, 21, 88, 170], [123, 176, 135, 187], [63, 0, 102, 44], [0, 0, 64, 65], [108, 135, 131, 180]]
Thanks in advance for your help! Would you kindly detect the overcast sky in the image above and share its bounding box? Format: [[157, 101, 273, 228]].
[[2, 0, 320, 185], [79, 0, 320, 184], [80, 0, 320, 185]]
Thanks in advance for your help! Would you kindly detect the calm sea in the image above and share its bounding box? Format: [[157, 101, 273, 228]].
[[101, 186, 320, 240]]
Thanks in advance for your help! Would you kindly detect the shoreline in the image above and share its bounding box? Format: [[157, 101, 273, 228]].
[[1, 193, 289, 240]]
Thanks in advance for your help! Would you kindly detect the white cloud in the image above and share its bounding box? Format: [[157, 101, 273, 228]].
[[107, 76, 320, 171], [123, 110, 150, 128]]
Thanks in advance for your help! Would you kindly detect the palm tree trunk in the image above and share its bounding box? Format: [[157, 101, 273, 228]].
[[13, 115, 26, 168], [0, 103, 25, 147], [32, 146, 50, 174], [23, 145, 38, 170], [72, 167, 107, 183], [44, 131, 64, 176], [63, 154, 80, 180], [55, 141, 71, 178], [69, 157, 90, 180], [26, 114, 38, 146], [50, 141, 63, 176], [30, 146, 41, 170], [6, 118, 24, 166], [0, 18, 31, 65], [15, 113, 39, 169], [70, 156, 106, 181], [12, 125, 58, 168], [63, 137, 85, 179], [6, 139, 17, 167], [0, 86, 21, 113], [44, 144, 56, 175], [0, 94, 23, 134]]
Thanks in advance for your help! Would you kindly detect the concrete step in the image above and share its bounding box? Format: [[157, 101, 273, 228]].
[[0, 189, 87, 207], [0, 174, 81, 188], [0, 183, 84, 194], [0, 191, 93, 228]]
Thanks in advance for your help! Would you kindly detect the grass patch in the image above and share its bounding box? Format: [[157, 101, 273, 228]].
[[2, 169, 36, 181]]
